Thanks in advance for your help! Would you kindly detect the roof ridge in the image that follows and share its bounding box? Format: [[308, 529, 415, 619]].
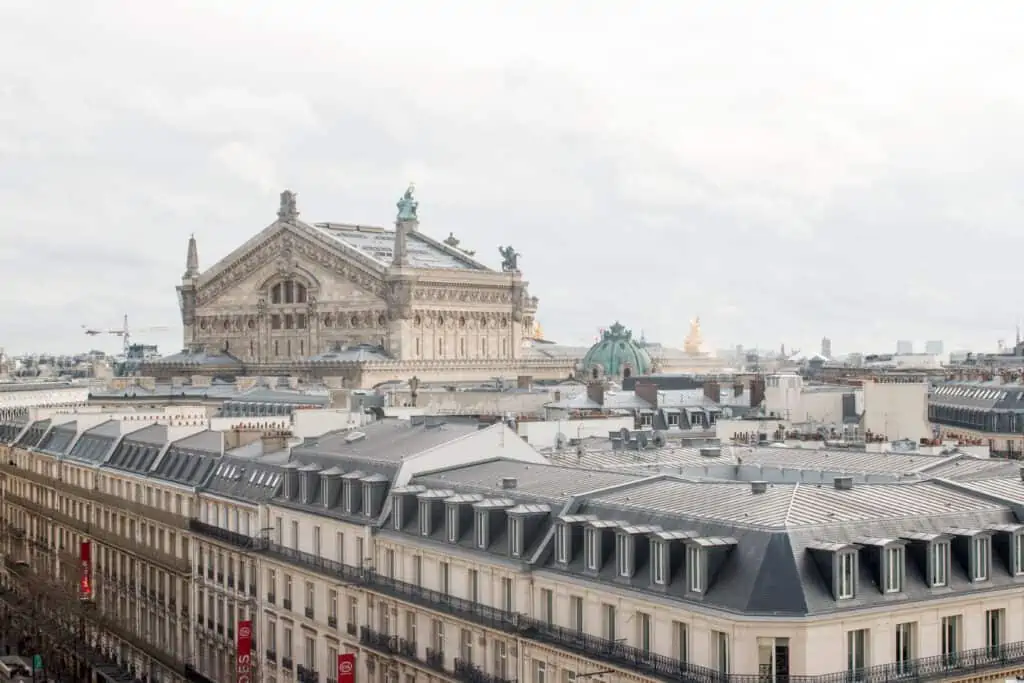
[[784, 481, 800, 527]]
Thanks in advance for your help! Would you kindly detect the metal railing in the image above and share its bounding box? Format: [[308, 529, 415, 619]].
[[454, 658, 516, 683], [248, 538, 1024, 683], [5, 492, 191, 574], [0, 461, 191, 529]]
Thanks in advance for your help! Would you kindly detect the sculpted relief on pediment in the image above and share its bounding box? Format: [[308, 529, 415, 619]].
[[197, 231, 385, 308]]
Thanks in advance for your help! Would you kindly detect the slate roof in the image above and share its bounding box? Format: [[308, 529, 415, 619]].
[[35, 421, 77, 455], [15, 419, 51, 448], [65, 421, 123, 464], [149, 431, 223, 489], [930, 381, 1024, 411], [312, 223, 488, 271], [292, 418, 483, 466]]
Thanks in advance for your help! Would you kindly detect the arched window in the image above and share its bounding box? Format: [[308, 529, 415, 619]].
[[623, 367, 632, 379], [270, 280, 308, 305]]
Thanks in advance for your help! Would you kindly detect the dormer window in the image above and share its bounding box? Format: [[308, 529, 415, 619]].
[[446, 505, 459, 543], [299, 476, 308, 502], [615, 533, 631, 578], [584, 528, 598, 571], [393, 498, 403, 530], [651, 541, 667, 585], [554, 523, 569, 564], [973, 536, 990, 582], [1015, 534, 1024, 575], [838, 551, 856, 599], [884, 546, 904, 593], [475, 511, 487, 549], [320, 478, 328, 506], [931, 541, 950, 587], [419, 501, 431, 536], [362, 484, 372, 516], [343, 481, 354, 513], [509, 517, 523, 557], [687, 544, 704, 593]]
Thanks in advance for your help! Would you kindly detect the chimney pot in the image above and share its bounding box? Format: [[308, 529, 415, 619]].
[[501, 477, 518, 489], [751, 481, 768, 494], [833, 476, 854, 490]]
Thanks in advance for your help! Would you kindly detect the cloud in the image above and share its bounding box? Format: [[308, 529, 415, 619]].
[[1, 0, 1023, 356]]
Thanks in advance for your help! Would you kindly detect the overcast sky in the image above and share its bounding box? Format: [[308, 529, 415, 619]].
[[2, 1, 1023, 357]]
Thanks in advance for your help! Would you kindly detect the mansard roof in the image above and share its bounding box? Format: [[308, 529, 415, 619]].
[[36, 420, 78, 455]]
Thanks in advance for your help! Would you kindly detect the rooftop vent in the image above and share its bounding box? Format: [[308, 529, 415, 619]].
[[501, 477, 518, 490], [833, 476, 854, 491], [751, 481, 768, 495], [344, 431, 366, 443], [699, 447, 721, 458], [1019, 466, 1024, 482]]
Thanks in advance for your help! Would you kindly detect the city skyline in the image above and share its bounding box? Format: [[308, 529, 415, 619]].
[[3, 2, 1024, 354]]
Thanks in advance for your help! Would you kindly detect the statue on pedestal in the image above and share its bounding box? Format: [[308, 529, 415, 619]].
[[396, 184, 418, 222], [278, 190, 298, 222], [498, 246, 520, 272], [684, 316, 704, 355]]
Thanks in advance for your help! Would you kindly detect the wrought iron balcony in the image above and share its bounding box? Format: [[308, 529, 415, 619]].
[[454, 658, 516, 683], [188, 519, 264, 549], [0, 462, 190, 529], [297, 664, 320, 683], [425, 648, 446, 673], [258, 539, 1024, 683], [5, 492, 190, 574]]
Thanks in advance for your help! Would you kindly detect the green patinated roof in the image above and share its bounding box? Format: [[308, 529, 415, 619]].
[[581, 322, 652, 377]]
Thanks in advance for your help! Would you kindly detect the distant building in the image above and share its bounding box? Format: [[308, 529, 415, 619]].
[[896, 340, 914, 355], [925, 340, 944, 355], [820, 337, 832, 359]]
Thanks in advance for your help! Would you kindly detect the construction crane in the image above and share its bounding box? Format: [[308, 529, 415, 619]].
[[82, 314, 169, 355]]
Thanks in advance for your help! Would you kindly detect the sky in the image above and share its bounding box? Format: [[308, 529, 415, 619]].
[[2, 1, 1024, 357]]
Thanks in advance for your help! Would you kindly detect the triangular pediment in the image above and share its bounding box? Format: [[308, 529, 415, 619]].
[[196, 219, 387, 307]]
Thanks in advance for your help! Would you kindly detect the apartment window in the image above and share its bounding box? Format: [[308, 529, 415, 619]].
[[895, 622, 915, 676], [534, 660, 547, 683], [941, 615, 961, 659], [1015, 535, 1024, 575], [838, 551, 856, 599], [602, 604, 616, 641], [584, 528, 598, 570], [569, 596, 583, 631], [652, 541, 667, 585], [637, 611, 652, 654], [973, 537, 990, 581], [555, 523, 569, 563], [501, 577, 513, 611], [673, 621, 689, 663], [335, 532, 345, 565], [460, 628, 473, 664], [347, 597, 358, 627], [687, 544, 703, 593], [405, 611, 417, 643], [413, 556, 422, 586], [931, 542, 949, 587], [846, 629, 868, 679], [475, 511, 487, 549], [493, 641, 508, 679], [711, 630, 729, 674], [446, 506, 458, 543], [884, 546, 903, 593], [431, 619, 445, 652], [305, 581, 315, 612], [313, 526, 321, 556], [267, 569, 276, 601], [440, 562, 450, 595], [304, 635, 315, 669], [356, 537, 364, 567], [509, 517, 523, 557], [616, 534, 630, 578], [329, 590, 338, 621], [468, 569, 479, 602], [283, 626, 293, 658], [284, 575, 293, 605], [540, 588, 553, 625], [986, 608, 1004, 652], [385, 548, 396, 577], [419, 502, 430, 536], [290, 521, 299, 550]]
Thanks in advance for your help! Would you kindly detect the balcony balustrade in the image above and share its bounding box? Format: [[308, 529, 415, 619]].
[[454, 658, 516, 683], [0, 462, 190, 529], [5, 492, 191, 574], [255, 540, 1024, 683]]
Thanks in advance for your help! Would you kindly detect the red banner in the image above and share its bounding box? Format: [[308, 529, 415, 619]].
[[79, 541, 92, 600], [236, 620, 253, 683], [338, 652, 355, 683]]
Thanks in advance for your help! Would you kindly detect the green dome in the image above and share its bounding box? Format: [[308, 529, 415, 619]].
[[581, 322, 652, 380]]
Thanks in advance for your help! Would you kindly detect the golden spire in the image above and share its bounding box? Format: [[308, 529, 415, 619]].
[[684, 316, 703, 355]]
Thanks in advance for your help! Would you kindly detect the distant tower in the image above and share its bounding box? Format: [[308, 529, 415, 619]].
[[820, 337, 832, 359], [925, 340, 944, 355], [684, 317, 703, 355], [176, 234, 199, 351], [896, 340, 913, 355]]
